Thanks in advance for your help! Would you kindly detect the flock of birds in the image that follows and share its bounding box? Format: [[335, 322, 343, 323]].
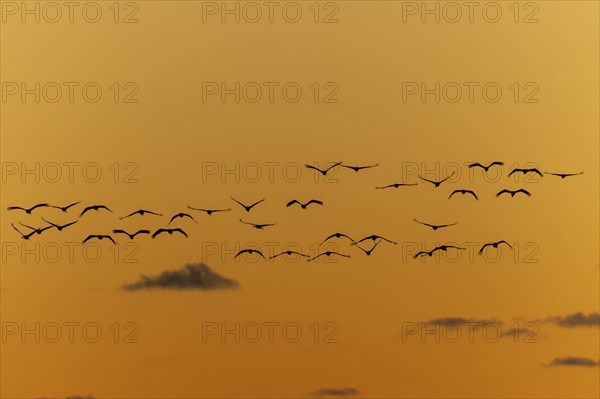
[[6, 161, 583, 262]]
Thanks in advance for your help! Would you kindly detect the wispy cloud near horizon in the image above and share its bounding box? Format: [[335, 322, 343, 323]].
[[122, 262, 240, 291]]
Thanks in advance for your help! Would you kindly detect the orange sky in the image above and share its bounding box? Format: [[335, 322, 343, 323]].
[[1, 1, 599, 398]]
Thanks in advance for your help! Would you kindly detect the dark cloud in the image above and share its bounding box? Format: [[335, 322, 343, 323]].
[[122, 263, 240, 291], [38, 396, 94, 399], [545, 356, 600, 368], [310, 387, 359, 397], [426, 317, 498, 327], [547, 312, 599, 328]]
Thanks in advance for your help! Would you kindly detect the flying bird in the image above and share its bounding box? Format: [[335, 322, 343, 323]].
[[354, 240, 382, 256], [119, 209, 162, 220], [413, 218, 457, 231], [112, 229, 151, 239], [239, 219, 276, 230], [419, 172, 455, 187], [413, 245, 465, 259], [340, 163, 379, 172], [235, 249, 265, 259], [508, 168, 543, 177], [42, 217, 78, 231], [152, 228, 188, 239], [304, 161, 343, 176], [82, 234, 116, 245], [12, 223, 44, 239], [7, 203, 49, 214], [286, 199, 323, 209], [352, 235, 397, 246], [544, 171, 584, 179], [479, 240, 512, 254], [168, 212, 197, 225], [18, 221, 53, 235], [231, 197, 265, 212], [449, 189, 478, 200], [187, 205, 231, 215], [51, 201, 81, 212], [375, 183, 417, 189], [307, 251, 351, 262], [269, 250, 310, 259], [321, 232, 355, 244], [496, 189, 531, 198], [80, 205, 112, 217], [468, 162, 504, 172]]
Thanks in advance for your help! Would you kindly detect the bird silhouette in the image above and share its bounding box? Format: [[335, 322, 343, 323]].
[[321, 232, 355, 244], [468, 162, 504, 172], [168, 213, 197, 225], [544, 171, 584, 179], [478, 241, 512, 254], [419, 172, 455, 187], [354, 240, 382, 256], [304, 162, 342, 176], [508, 168, 543, 177], [375, 183, 417, 189], [119, 209, 162, 220], [187, 205, 231, 215], [239, 219, 276, 230], [413, 219, 457, 230], [7, 203, 49, 214], [42, 217, 78, 231], [307, 251, 351, 262], [449, 189, 478, 200], [51, 201, 81, 212], [340, 163, 379, 172], [80, 205, 112, 217], [231, 197, 265, 212], [235, 249, 265, 259], [152, 228, 188, 238], [496, 189, 531, 198], [82, 234, 116, 245], [286, 199, 323, 209], [18, 221, 51, 235], [352, 235, 397, 246], [269, 250, 310, 259], [12, 223, 47, 239], [112, 229, 151, 239], [413, 245, 465, 259]]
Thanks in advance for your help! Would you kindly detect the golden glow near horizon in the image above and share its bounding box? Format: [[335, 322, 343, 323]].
[[1, 1, 599, 398]]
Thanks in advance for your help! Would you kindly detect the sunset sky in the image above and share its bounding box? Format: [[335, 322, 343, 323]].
[[1, 1, 599, 398]]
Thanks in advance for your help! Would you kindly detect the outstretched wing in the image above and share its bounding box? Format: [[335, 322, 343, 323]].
[[286, 200, 300, 207], [307, 199, 324, 206], [418, 175, 435, 184], [468, 190, 479, 200], [82, 235, 97, 244], [304, 164, 325, 173], [439, 172, 455, 183], [31, 203, 50, 211], [248, 198, 265, 209], [152, 229, 166, 238], [324, 161, 343, 172], [468, 163, 484, 169], [173, 228, 188, 238]]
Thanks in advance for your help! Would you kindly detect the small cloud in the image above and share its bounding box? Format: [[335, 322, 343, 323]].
[[544, 356, 600, 368], [310, 387, 359, 397], [547, 312, 600, 328], [426, 317, 498, 327], [122, 263, 240, 291], [37, 396, 94, 399]]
